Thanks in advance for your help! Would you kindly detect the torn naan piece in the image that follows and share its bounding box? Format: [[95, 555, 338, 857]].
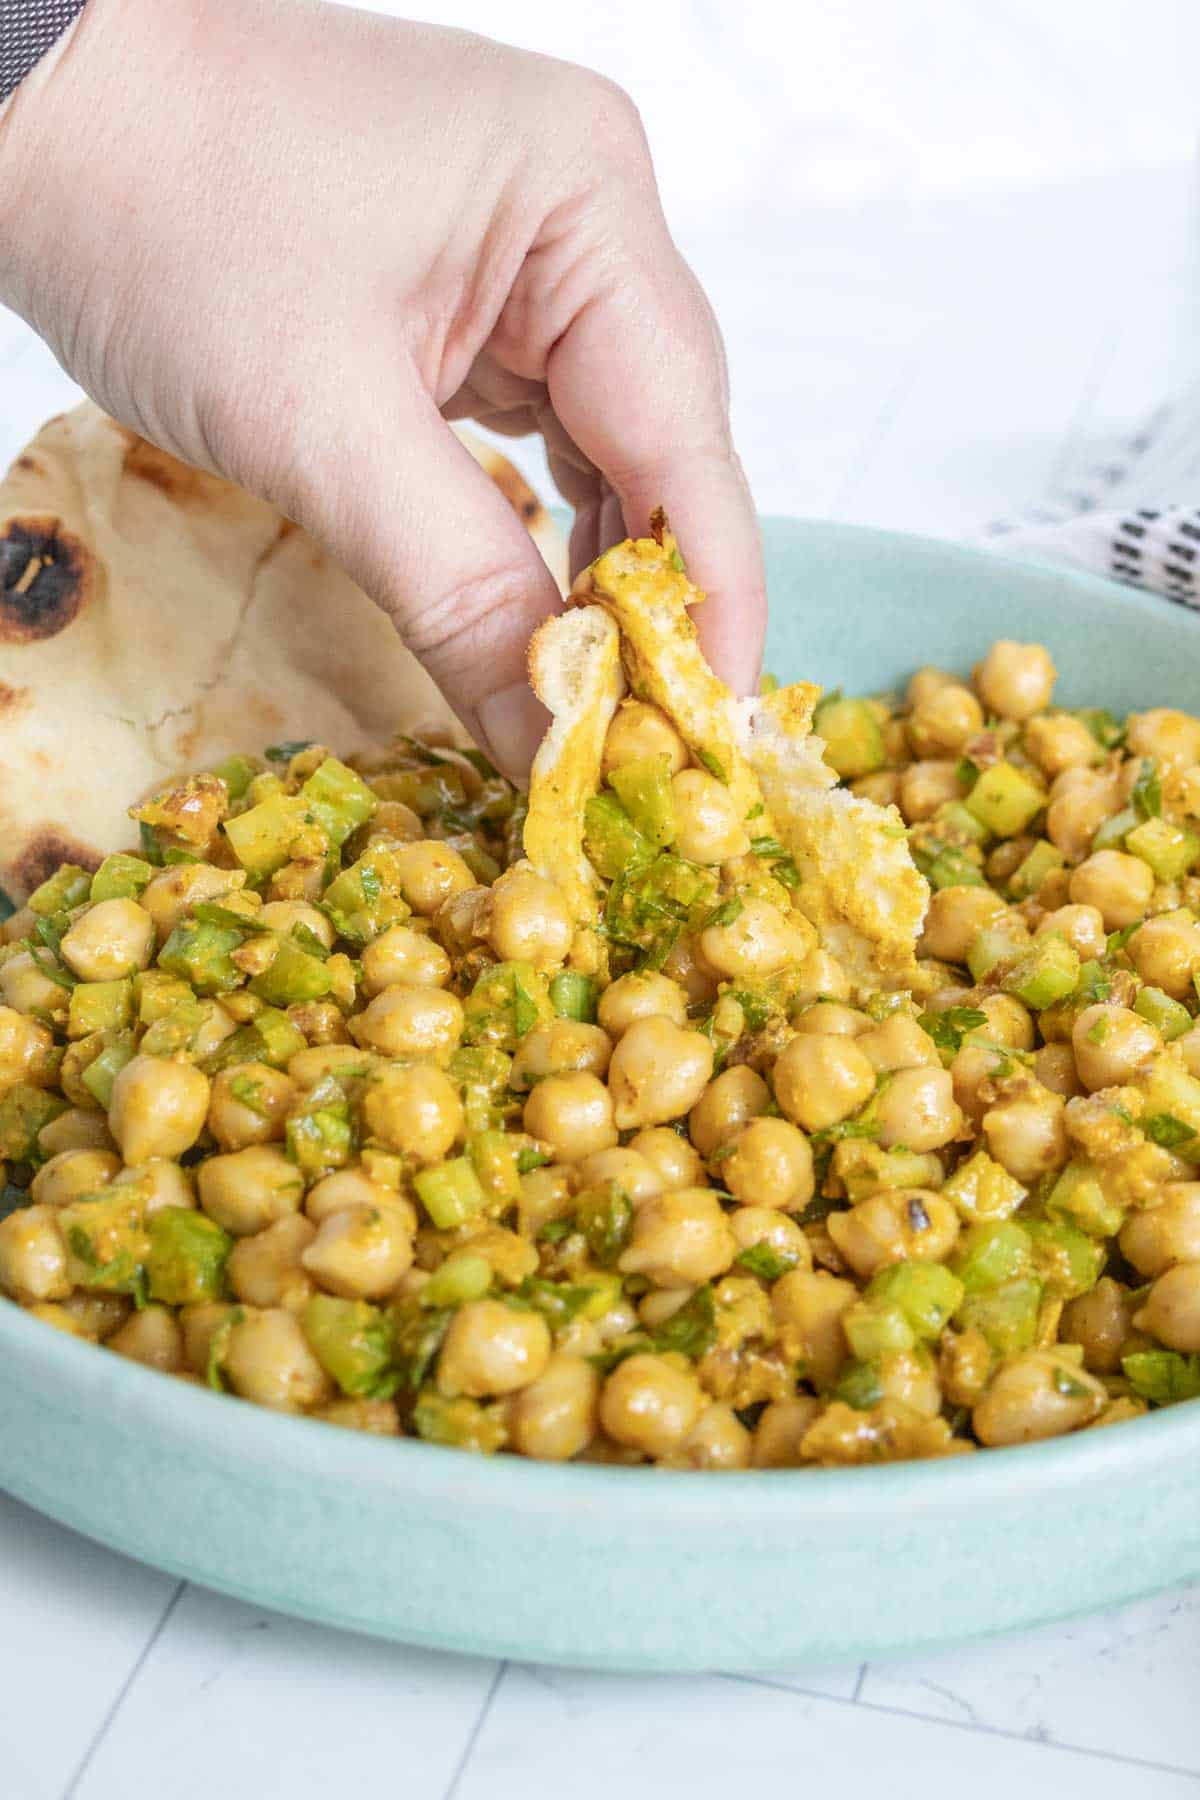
[[0, 405, 566, 900]]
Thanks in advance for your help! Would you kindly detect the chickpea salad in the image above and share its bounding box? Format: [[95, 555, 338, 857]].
[[4, 555, 1200, 1470]]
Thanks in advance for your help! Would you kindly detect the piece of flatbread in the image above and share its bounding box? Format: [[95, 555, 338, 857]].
[[0, 404, 566, 899]]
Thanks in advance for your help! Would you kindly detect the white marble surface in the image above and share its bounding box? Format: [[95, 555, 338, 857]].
[[4, 2, 1200, 1795]]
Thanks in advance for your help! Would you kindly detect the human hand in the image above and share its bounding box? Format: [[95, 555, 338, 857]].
[[0, 0, 765, 778]]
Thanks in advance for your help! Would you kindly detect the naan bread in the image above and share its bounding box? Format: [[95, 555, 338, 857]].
[[0, 404, 566, 899]]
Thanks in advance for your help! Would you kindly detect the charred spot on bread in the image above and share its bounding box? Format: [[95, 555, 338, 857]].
[[12, 826, 102, 892], [120, 435, 224, 507], [0, 518, 91, 642]]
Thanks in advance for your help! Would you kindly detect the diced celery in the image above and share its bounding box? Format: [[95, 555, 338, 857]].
[[209, 753, 258, 800], [468, 1130, 522, 1203], [1025, 1216, 1106, 1298], [139, 996, 206, 1057], [549, 971, 597, 1023], [842, 1299, 915, 1361], [462, 961, 552, 1052], [145, 1207, 232, 1304], [60, 1190, 148, 1294], [866, 1260, 964, 1338], [951, 1220, 1033, 1292], [831, 1141, 945, 1203], [414, 1157, 488, 1229], [90, 854, 154, 903], [1091, 804, 1137, 852], [135, 970, 194, 1024], [1126, 815, 1200, 882], [300, 757, 377, 850], [1134, 986, 1193, 1042], [68, 979, 133, 1039], [1122, 1349, 1200, 1405], [79, 1037, 135, 1109], [832, 1357, 885, 1410], [942, 1150, 1027, 1222], [1137, 1054, 1200, 1147], [303, 1295, 395, 1397], [927, 847, 985, 890], [955, 1277, 1041, 1357], [285, 1074, 353, 1181], [1009, 839, 1065, 899], [966, 919, 1030, 982], [320, 847, 411, 944], [964, 762, 1045, 838], [419, 1253, 493, 1310], [27, 865, 92, 917], [1046, 1158, 1126, 1237], [813, 695, 886, 779], [253, 1007, 306, 1067], [447, 1045, 515, 1133], [1002, 934, 1080, 1010], [931, 800, 990, 846], [158, 919, 243, 995], [0, 1083, 67, 1160], [249, 937, 333, 1006], [412, 1392, 507, 1453], [223, 793, 308, 874], [576, 1180, 634, 1267], [607, 755, 677, 848], [583, 792, 653, 879]]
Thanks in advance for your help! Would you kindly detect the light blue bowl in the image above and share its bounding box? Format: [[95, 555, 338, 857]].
[[3, 518, 1200, 1673]]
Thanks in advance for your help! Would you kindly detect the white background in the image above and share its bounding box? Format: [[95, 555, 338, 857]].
[[4, 2, 1200, 1796]]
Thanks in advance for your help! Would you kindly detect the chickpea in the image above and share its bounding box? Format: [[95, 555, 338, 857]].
[[607, 1017, 714, 1131], [1036, 903, 1106, 962], [510, 1020, 612, 1091], [109, 1304, 184, 1373], [951, 1041, 1015, 1124], [109, 1055, 210, 1165], [392, 840, 475, 915], [774, 1034, 876, 1134], [851, 771, 902, 807], [179, 1300, 238, 1376], [0, 950, 69, 1020], [728, 1205, 811, 1269], [982, 1084, 1067, 1184], [0, 1203, 69, 1301], [112, 1158, 196, 1215], [907, 683, 984, 757], [920, 886, 1007, 965], [688, 1065, 770, 1158], [699, 896, 797, 982], [140, 862, 244, 940], [667, 1403, 752, 1470], [287, 1043, 372, 1089], [257, 901, 335, 949], [312, 1397, 400, 1435], [827, 1189, 958, 1279], [227, 1214, 317, 1309], [58, 898, 154, 981], [1072, 1004, 1160, 1091], [285, 1001, 351, 1047], [1133, 1262, 1200, 1352], [872, 1067, 962, 1151], [971, 994, 1034, 1052], [1061, 1277, 1135, 1374], [795, 1001, 871, 1037], [197, 1145, 304, 1236], [876, 1347, 942, 1418], [1046, 769, 1121, 863], [362, 1064, 462, 1162], [38, 1107, 116, 1157], [1068, 851, 1154, 930], [433, 885, 489, 955], [856, 1014, 941, 1075], [484, 868, 573, 971], [670, 770, 750, 864], [602, 701, 689, 776], [771, 1270, 856, 1388], [598, 1352, 705, 1459], [1120, 1183, 1200, 1277], [661, 934, 718, 1006], [975, 640, 1057, 721], [752, 1396, 823, 1468], [1035, 1042, 1083, 1098], [507, 1353, 600, 1461], [60, 1291, 130, 1340], [523, 1071, 617, 1162], [349, 983, 463, 1060], [723, 1117, 814, 1212], [437, 1298, 551, 1398], [224, 1308, 334, 1411], [597, 971, 687, 1038], [577, 1147, 662, 1203], [360, 924, 450, 995], [1130, 910, 1200, 1000], [301, 1204, 414, 1300], [29, 1147, 119, 1209], [619, 1187, 736, 1287], [0, 1005, 56, 1090], [1126, 707, 1200, 772], [207, 1062, 295, 1151], [906, 666, 956, 710], [791, 947, 851, 1006], [629, 1126, 706, 1192], [1024, 713, 1099, 778], [305, 1169, 415, 1229], [898, 760, 961, 824], [973, 1349, 1106, 1445]]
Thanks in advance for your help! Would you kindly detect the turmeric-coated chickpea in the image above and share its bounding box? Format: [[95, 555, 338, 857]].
[[597, 971, 688, 1037], [670, 770, 750, 864], [951, 1041, 1014, 1125], [140, 862, 244, 940], [523, 1071, 617, 1162], [286, 1043, 371, 1089], [224, 1308, 334, 1411], [60, 898, 155, 981], [1036, 904, 1106, 963], [619, 1187, 737, 1287], [109, 1304, 185, 1373], [1023, 713, 1099, 778], [510, 1020, 612, 1091], [629, 1126, 706, 1192], [1126, 708, 1200, 772], [301, 1204, 414, 1299], [507, 1353, 600, 1461], [907, 683, 983, 757], [752, 1396, 823, 1467], [771, 1270, 856, 1388], [828, 1188, 958, 1278], [109, 1054, 210, 1165], [485, 868, 574, 971], [312, 1397, 400, 1435], [723, 1117, 814, 1212], [577, 1146, 663, 1203], [975, 640, 1057, 721], [0, 951, 69, 1021], [920, 886, 1006, 965], [207, 1062, 295, 1151], [1133, 1262, 1200, 1352], [699, 896, 798, 982], [667, 1403, 752, 1470], [688, 1065, 770, 1158], [598, 1352, 705, 1459], [305, 1169, 416, 1228], [981, 1083, 1067, 1184], [1034, 1042, 1083, 1098], [906, 666, 956, 710], [197, 1144, 304, 1236], [661, 934, 718, 1005], [606, 1017, 713, 1130], [437, 1298, 552, 1398], [433, 885, 489, 955], [112, 1157, 196, 1215], [360, 924, 450, 995], [38, 1107, 116, 1158], [257, 900, 335, 949], [1068, 851, 1154, 930], [1129, 911, 1200, 1000], [898, 760, 961, 823], [349, 983, 463, 1060], [1072, 1004, 1160, 1091], [794, 1001, 871, 1037], [391, 839, 475, 915], [872, 1067, 962, 1151], [1120, 1183, 1200, 1277], [602, 701, 689, 776], [362, 1064, 462, 1161], [773, 1033, 875, 1134], [227, 1214, 317, 1310], [1060, 1277, 1135, 1374], [31, 1148, 120, 1208], [0, 1005, 56, 1090], [973, 1349, 1106, 1445], [1045, 769, 1121, 864], [790, 946, 851, 1006], [728, 1205, 811, 1270], [969, 994, 1034, 1052], [0, 1203, 69, 1302]]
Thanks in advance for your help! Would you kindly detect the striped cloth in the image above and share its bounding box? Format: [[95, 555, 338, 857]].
[[0, 0, 86, 105]]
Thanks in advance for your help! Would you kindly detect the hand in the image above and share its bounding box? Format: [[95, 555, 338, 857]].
[[0, 0, 765, 778]]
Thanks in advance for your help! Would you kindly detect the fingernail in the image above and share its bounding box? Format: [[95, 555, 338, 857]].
[[477, 682, 551, 784]]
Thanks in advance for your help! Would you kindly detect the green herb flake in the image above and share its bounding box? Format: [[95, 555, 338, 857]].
[[735, 1242, 798, 1281], [1143, 1113, 1197, 1151], [695, 748, 728, 784], [918, 1006, 987, 1055]]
